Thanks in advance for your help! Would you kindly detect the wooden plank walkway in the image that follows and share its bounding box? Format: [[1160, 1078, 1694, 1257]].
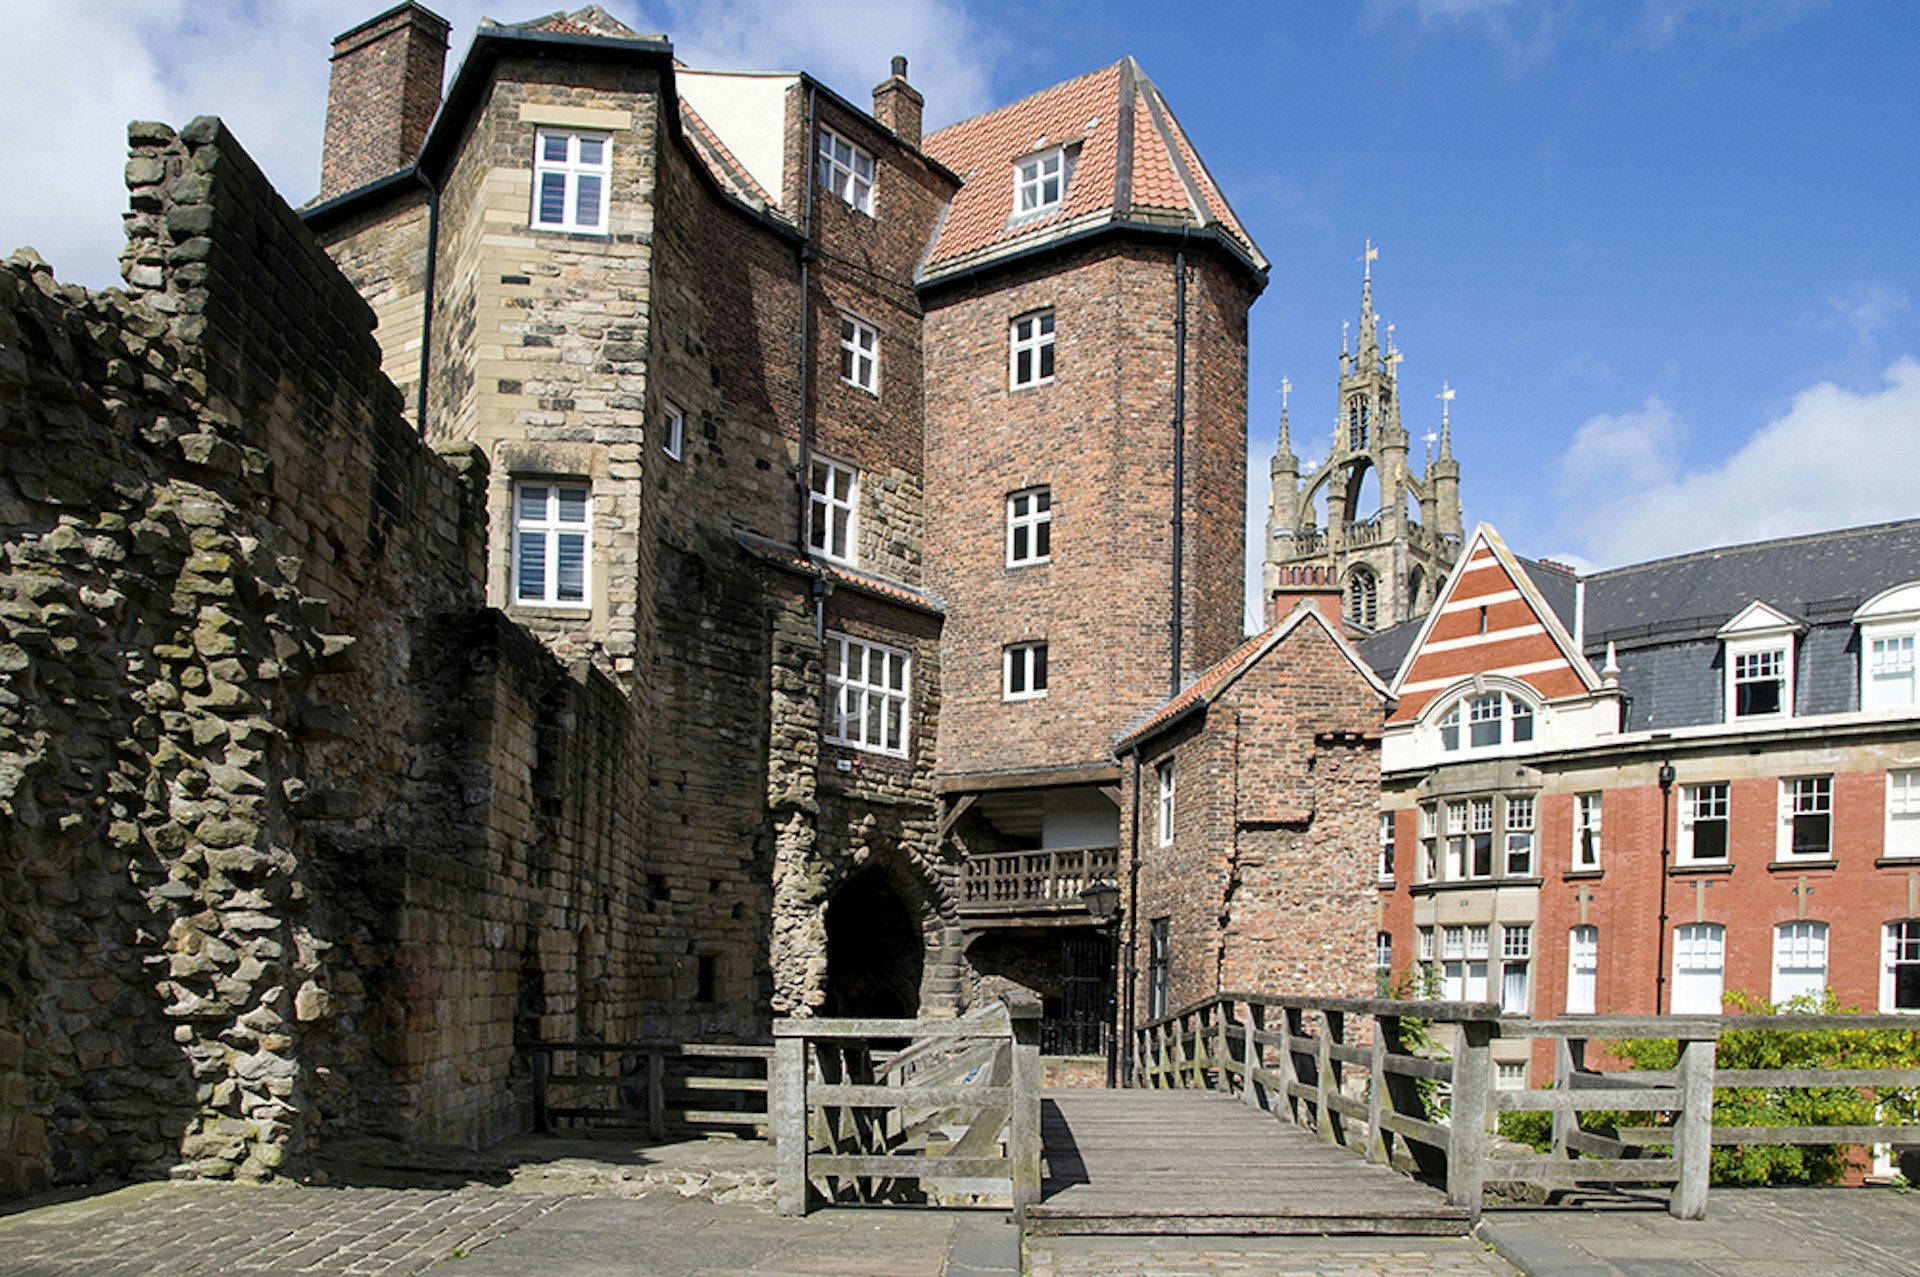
[[1028, 1089, 1472, 1237]]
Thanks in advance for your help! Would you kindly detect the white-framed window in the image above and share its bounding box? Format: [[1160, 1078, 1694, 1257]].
[[1869, 634, 1918, 708], [838, 315, 878, 393], [532, 128, 610, 233], [1157, 759, 1176, 847], [1417, 925, 1435, 965], [1375, 931, 1393, 996], [1671, 922, 1725, 1014], [1445, 798, 1495, 880], [1567, 925, 1598, 1014], [1777, 776, 1833, 861], [1889, 770, 1920, 858], [1007, 487, 1052, 565], [661, 399, 684, 460], [1379, 811, 1397, 881], [817, 126, 874, 214], [1003, 641, 1048, 701], [1574, 793, 1603, 871], [1501, 924, 1532, 1014], [1505, 795, 1536, 877], [807, 457, 858, 564], [1010, 310, 1055, 388], [1679, 782, 1730, 864], [1014, 146, 1066, 217], [825, 632, 909, 756], [1886, 920, 1920, 1012], [1730, 643, 1789, 719], [1771, 920, 1828, 1006], [512, 480, 590, 607], [1438, 691, 1535, 752], [1440, 925, 1489, 1001], [1418, 804, 1438, 883], [1347, 566, 1378, 629], [1496, 1061, 1527, 1091]]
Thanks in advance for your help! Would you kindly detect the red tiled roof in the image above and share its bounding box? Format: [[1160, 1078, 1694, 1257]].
[[502, 6, 650, 39], [921, 58, 1265, 280], [734, 532, 945, 615]]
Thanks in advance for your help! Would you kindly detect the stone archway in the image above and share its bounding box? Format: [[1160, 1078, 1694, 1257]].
[[822, 868, 925, 1019]]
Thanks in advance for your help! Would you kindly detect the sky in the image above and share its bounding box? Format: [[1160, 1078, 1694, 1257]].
[[5, 0, 1918, 627]]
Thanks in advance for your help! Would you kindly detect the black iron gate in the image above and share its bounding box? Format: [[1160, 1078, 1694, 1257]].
[[1047, 934, 1109, 1056]]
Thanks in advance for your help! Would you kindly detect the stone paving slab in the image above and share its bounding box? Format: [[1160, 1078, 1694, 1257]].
[[1025, 1234, 1519, 1276]]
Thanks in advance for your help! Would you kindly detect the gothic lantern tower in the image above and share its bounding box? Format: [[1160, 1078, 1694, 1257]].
[[1262, 245, 1463, 629]]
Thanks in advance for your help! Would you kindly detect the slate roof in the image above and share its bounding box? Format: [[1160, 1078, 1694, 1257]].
[[920, 58, 1266, 283]]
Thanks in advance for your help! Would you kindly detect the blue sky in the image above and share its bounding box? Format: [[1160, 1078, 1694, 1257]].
[[5, 1, 1917, 622]]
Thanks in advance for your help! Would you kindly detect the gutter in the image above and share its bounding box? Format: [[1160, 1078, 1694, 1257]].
[[915, 219, 1267, 299]]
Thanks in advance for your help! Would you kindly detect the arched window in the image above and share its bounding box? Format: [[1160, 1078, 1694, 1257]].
[[1437, 690, 1536, 752], [1347, 566, 1378, 628]]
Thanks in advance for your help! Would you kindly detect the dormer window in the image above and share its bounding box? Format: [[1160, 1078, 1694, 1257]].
[[1437, 689, 1536, 753], [1718, 601, 1801, 722], [1856, 582, 1920, 710], [1013, 145, 1069, 218]]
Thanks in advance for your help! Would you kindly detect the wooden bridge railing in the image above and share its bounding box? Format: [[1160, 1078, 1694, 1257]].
[[772, 993, 1042, 1220], [525, 1040, 771, 1139], [1133, 994, 1920, 1221]]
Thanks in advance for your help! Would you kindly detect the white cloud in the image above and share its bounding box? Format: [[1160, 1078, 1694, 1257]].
[[1821, 281, 1909, 348], [1554, 358, 1920, 567], [0, 0, 998, 290]]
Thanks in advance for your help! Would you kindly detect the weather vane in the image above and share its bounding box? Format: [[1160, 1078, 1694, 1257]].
[[1437, 382, 1455, 423], [1279, 376, 1291, 413], [1360, 239, 1378, 280]]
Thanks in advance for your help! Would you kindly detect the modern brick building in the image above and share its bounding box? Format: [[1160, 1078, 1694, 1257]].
[[1360, 521, 1920, 1091], [301, 3, 1273, 1049]]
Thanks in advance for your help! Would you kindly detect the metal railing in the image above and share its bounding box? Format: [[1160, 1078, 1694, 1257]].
[[960, 844, 1119, 914], [1134, 994, 1920, 1220], [772, 993, 1042, 1220]]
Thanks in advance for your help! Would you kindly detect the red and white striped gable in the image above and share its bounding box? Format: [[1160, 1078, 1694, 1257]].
[[1389, 526, 1599, 723]]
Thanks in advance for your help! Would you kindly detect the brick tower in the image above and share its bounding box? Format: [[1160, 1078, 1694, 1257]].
[[1263, 248, 1462, 630]]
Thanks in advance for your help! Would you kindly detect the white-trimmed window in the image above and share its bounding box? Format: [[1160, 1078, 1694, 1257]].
[[1504, 796, 1536, 877], [1886, 920, 1920, 1012], [1772, 920, 1828, 1006], [807, 457, 858, 564], [1869, 634, 1917, 708], [1003, 641, 1048, 701], [1777, 776, 1832, 861], [1574, 793, 1603, 871], [1445, 798, 1495, 880], [1679, 783, 1730, 864], [1010, 310, 1055, 388], [1157, 759, 1176, 847], [1889, 770, 1920, 857], [1007, 487, 1052, 565], [1438, 691, 1535, 752], [1857, 584, 1920, 710], [1417, 925, 1435, 979], [1496, 1061, 1527, 1091], [1440, 925, 1490, 1001], [826, 633, 909, 756], [661, 400, 684, 460], [1375, 931, 1393, 996], [1418, 804, 1438, 883], [1730, 644, 1789, 719], [1014, 146, 1066, 216], [1671, 922, 1725, 1014], [512, 480, 590, 607], [817, 127, 874, 214], [839, 315, 878, 394], [1379, 812, 1397, 881], [1501, 924, 1532, 1014], [1567, 926, 1598, 1014], [532, 129, 610, 233]]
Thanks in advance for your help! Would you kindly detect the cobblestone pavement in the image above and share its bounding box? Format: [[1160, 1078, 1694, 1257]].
[[1025, 1235, 1518, 1276]]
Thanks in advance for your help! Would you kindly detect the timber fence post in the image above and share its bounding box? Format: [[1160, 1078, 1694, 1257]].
[[1551, 1036, 1582, 1160], [1366, 1013, 1388, 1163], [1446, 1019, 1491, 1220], [773, 1027, 809, 1216], [1315, 1011, 1337, 1143], [1219, 1000, 1233, 1097], [1278, 1006, 1300, 1126], [1008, 992, 1043, 1222], [1243, 1002, 1261, 1110], [1671, 1033, 1716, 1220]]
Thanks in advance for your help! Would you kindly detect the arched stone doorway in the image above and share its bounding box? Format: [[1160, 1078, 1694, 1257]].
[[823, 868, 925, 1018]]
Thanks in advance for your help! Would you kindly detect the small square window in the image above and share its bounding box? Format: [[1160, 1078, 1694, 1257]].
[[1014, 146, 1067, 217], [1007, 487, 1052, 565], [817, 127, 874, 214], [1004, 641, 1048, 701], [532, 128, 611, 234], [512, 480, 591, 607], [1732, 645, 1787, 718], [1010, 310, 1055, 388], [839, 315, 878, 394], [662, 400, 684, 460]]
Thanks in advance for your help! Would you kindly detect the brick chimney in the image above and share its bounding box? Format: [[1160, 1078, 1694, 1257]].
[[320, 2, 452, 200], [872, 56, 923, 150], [1268, 565, 1345, 630]]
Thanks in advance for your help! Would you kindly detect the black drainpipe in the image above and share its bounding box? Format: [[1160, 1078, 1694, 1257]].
[[1123, 746, 1142, 1086], [1655, 759, 1676, 1013], [1168, 242, 1188, 696], [411, 166, 440, 438], [795, 85, 819, 555]]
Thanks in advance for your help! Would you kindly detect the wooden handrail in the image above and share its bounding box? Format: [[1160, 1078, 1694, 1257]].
[[522, 1040, 772, 1139]]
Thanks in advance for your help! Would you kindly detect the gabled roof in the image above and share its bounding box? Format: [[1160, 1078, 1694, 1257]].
[[1716, 599, 1805, 639], [1386, 524, 1601, 722], [920, 58, 1266, 285], [1116, 603, 1389, 751], [495, 5, 651, 38]]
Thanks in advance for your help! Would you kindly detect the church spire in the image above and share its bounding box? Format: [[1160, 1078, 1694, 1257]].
[[1356, 240, 1380, 364], [1277, 376, 1294, 456], [1437, 381, 1456, 461]]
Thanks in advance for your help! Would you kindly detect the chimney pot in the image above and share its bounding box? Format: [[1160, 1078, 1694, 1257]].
[[872, 54, 924, 150]]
